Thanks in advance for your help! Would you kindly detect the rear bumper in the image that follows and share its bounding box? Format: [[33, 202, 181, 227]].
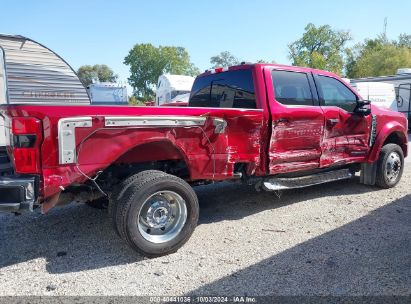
[[0, 176, 37, 213]]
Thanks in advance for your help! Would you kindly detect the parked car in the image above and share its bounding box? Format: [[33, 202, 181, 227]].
[[0, 60, 408, 257]]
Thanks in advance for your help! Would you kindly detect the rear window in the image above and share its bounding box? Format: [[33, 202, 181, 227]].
[[189, 69, 256, 108]]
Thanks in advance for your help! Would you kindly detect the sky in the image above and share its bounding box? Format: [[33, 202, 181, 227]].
[[1, 0, 410, 92]]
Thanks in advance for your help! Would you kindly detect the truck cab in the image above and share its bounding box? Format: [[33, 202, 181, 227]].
[[189, 64, 407, 176]]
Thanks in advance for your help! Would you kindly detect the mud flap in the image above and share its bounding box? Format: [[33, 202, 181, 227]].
[[360, 162, 377, 185]]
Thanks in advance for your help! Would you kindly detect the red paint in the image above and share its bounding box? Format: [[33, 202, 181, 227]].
[[0, 64, 407, 204]]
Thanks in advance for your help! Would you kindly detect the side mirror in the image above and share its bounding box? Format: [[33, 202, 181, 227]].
[[355, 99, 371, 116]]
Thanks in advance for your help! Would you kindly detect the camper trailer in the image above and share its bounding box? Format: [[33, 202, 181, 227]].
[[155, 74, 194, 106], [349, 82, 398, 111], [0, 34, 91, 172], [351, 68, 411, 123], [87, 82, 127, 105]]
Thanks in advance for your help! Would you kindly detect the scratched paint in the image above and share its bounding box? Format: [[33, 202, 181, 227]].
[[2, 105, 263, 199]]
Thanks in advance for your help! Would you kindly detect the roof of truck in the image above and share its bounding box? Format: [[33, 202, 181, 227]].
[[199, 63, 339, 78]]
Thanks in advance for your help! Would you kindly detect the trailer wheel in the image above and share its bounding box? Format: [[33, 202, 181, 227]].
[[109, 170, 166, 236], [375, 143, 404, 188], [114, 171, 199, 257]]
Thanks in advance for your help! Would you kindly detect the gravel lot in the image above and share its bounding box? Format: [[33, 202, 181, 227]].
[[1, 143, 410, 296]]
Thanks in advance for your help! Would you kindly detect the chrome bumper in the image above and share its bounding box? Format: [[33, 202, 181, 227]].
[[0, 176, 37, 213]]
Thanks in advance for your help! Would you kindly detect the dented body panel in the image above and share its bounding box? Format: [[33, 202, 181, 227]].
[[0, 63, 408, 205], [1, 105, 264, 198]]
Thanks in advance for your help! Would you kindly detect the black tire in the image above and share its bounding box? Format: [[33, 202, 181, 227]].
[[85, 197, 109, 209], [109, 170, 166, 236], [114, 171, 199, 257], [375, 143, 404, 188]]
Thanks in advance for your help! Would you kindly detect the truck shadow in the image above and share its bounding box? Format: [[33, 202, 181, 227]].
[[189, 194, 411, 296], [0, 205, 141, 274], [0, 177, 386, 274], [197, 177, 382, 224]]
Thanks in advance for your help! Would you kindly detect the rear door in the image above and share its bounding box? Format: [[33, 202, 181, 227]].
[[265, 68, 324, 174], [313, 74, 371, 167]]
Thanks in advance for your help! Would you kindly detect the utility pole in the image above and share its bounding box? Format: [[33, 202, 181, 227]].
[[383, 17, 388, 42]]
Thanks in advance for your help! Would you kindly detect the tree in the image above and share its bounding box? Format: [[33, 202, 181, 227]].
[[288, 23, 351, 74], [124, 44, 199, 99], [210, 51, 239, 68], [396, 34, 411, 48], [77, 64, 118, 87], [346, 35, 411, 78], [128, 95, 145, 106], [256, 59, 276, 64]]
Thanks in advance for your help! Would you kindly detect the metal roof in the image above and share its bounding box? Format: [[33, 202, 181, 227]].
[[0, 34, 90, 104], [351, 74, 411, 83]]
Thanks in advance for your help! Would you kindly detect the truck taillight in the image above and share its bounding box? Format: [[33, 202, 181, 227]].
[[9, 117, 42, 174]]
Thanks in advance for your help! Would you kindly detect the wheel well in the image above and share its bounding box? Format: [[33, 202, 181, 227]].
[[383, 132, 407, 155], [96, 141, 191, 190]]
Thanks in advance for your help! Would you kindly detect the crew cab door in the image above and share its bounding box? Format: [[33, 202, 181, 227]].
[[266, 68, 324, 174], [313, 74, 371, 167]]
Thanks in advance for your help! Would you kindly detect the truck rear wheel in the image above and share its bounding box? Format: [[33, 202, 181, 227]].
[[375, 143, 404, 188], [109, 170, 166, 236], [114, 171, 199, 257]]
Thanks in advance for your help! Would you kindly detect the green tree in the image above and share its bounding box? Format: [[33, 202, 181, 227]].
[[128, 95, 145, 105], [77, 64, 118, 87], [346, 35, 411, 78], [210, 51, 240, 68], [256, 59, 276, 64], [396, 34, 411, 48], [124, 44, 199, 99], [288, 23, 351, 74]]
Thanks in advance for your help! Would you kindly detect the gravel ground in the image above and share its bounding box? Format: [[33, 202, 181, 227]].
[[0, 150, 410, 296]]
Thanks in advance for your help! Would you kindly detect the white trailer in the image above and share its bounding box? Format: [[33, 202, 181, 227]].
[[349, 82, 398, 111], [87, 82, 128, 105], [0, 34, 91, 173], [155, 74, 194, 106], [351, 69, 411, 122]]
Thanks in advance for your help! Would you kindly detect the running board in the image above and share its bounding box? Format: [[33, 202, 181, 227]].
[[263, 169, 353, 191]]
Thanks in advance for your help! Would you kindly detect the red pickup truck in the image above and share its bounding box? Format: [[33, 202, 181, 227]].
[[0, 64, 408, 257]]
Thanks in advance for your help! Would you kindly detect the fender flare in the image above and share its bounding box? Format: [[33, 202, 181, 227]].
[[367, 122, 408, 163]]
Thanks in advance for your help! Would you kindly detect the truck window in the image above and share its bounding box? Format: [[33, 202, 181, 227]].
[[316, 75, 357, 112], [0, 48, 6, 104], [271, 70, 314, 106], [189, 70, 256, 109]]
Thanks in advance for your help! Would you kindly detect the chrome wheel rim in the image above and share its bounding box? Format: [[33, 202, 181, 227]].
[[138, 191, 187, 244], [385, 151, 402, 183]]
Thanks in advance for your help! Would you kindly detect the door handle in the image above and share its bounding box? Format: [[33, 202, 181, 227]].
[[274, 118, 289, 125], [326, 118, 339, 127]]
